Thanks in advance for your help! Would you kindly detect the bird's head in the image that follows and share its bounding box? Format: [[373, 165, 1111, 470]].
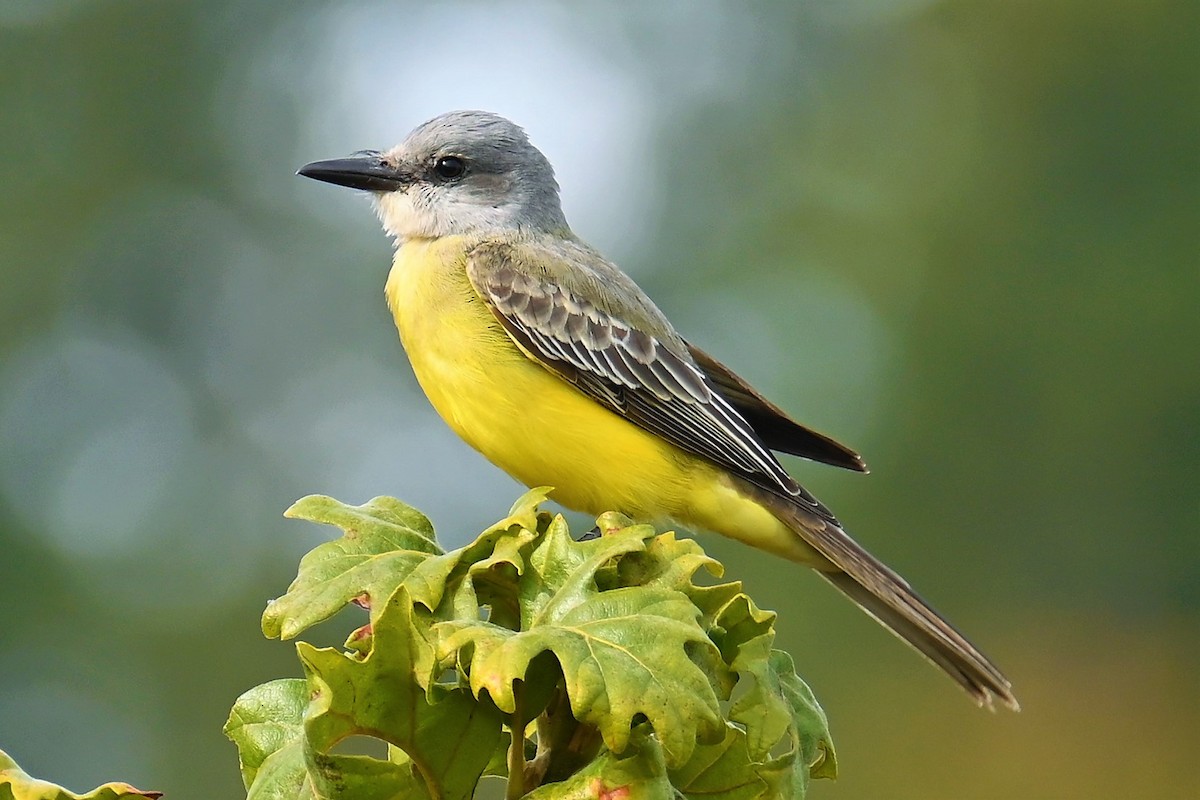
[[298, 110, 568, 241]]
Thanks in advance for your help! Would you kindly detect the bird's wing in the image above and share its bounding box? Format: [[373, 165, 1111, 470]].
[[465, 240, 838, 524], [685, 343, 868, 473]]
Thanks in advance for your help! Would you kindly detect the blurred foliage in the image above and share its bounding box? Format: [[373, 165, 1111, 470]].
[[0, 0, 1196, 798]]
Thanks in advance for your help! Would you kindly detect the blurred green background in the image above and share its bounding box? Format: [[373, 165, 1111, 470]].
[[1, 0, 1196, 797]]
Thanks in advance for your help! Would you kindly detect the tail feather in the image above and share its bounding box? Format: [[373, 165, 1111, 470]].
[[821, 572, 1018, 710], [747, 483, 1019, 711]]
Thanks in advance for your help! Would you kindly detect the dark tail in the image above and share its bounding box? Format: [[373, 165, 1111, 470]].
[[819, 572, 1018, 710], [748, 484, 1019, 711]]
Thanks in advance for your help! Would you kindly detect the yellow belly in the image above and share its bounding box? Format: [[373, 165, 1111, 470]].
[[384, 236, 824, 564]]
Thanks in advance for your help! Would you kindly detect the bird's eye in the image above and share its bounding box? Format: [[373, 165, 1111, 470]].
[[433, 156, 467, 180]]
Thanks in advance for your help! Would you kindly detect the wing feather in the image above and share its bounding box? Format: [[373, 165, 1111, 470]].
[[686, 343, 868, 472], [466, 241, 838, 523]]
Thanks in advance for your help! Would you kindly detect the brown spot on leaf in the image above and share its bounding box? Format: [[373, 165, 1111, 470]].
[[599, 781, 630, 800]]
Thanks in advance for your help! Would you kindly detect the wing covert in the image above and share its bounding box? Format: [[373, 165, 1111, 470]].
[[466, 241, 838, 523]]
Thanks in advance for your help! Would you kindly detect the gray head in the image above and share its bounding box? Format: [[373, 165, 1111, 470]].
[[298, 110, 568, 240]]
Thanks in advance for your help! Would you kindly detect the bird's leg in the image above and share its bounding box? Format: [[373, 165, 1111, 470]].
[[576, 526, 602, 542]]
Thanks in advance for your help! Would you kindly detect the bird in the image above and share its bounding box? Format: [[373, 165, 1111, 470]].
[[297, 110, 1017, 711]]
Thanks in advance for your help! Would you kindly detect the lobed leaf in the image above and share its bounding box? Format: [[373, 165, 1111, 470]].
[[263, 495, 449, 640], [304, 750, 428, 800], [224, 677, 429, 800], [437, 515, 723, 768], [669, 723, 773, 800], [768, 651, 837, 782], [0, 750, 160, 800], [724, 645, 836, 797], [522, 733, 674, 800], [300, 587, 504, 800], [432, 488, 550, 629], [223, 678, 311, 796], [671, 646, 835, 800], [233, 489, 835, 799]]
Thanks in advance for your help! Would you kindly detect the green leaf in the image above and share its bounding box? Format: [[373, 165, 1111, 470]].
[[728, 634, 789, 762], [434, 488, 550, 629], [304, 750, 428, 800], [614, 525, 778, 705], [0, 749, 160, 800], [223, 678, 311, 796], [620, 530, 775, 665], [263, 495, 451, 640], [233, 490, 835, 799], [669, 723, 772, 800], [522, 734, 674, 800], [437, 515, 723, 768], [769, 651, 836, 782], [672, 648, 836, 800], [572, 513, 836, 796], [223, 677, 429, 800], [299, 587, 504, 800], [617, 527, 722, 595], [723, 647, 836, 799]]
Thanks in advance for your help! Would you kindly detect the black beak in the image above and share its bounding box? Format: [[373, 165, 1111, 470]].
[[296, 151, 410, 192]]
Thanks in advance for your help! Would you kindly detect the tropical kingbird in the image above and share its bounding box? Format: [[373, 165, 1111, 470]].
[[298, 110, 1017, 710]]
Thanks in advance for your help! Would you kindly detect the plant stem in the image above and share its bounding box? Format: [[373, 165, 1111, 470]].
[[507, 684, 526, 800]]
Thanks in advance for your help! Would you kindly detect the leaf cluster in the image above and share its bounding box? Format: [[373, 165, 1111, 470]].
[[225, 489, 836, 799]]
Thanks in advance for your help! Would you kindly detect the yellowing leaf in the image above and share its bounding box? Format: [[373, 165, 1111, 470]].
[[263, 495, 450, 639], [437, 515, 723, 767], [0, 750, 160, 800], [234, 490, 835, 799], [669, 724, 773, 800], [299, 588, 504, 800], [769, 651, 837, 782], [523, 734, 674, 800], [223, 678, 310, 794]]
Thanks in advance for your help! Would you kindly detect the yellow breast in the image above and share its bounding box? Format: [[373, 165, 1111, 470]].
[[383, 236, 691, 520], [382, 235, 818, 563], [385, 235, 529, 440]]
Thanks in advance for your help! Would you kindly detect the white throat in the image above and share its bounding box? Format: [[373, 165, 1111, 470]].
[[374, 186, 529, 242]]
